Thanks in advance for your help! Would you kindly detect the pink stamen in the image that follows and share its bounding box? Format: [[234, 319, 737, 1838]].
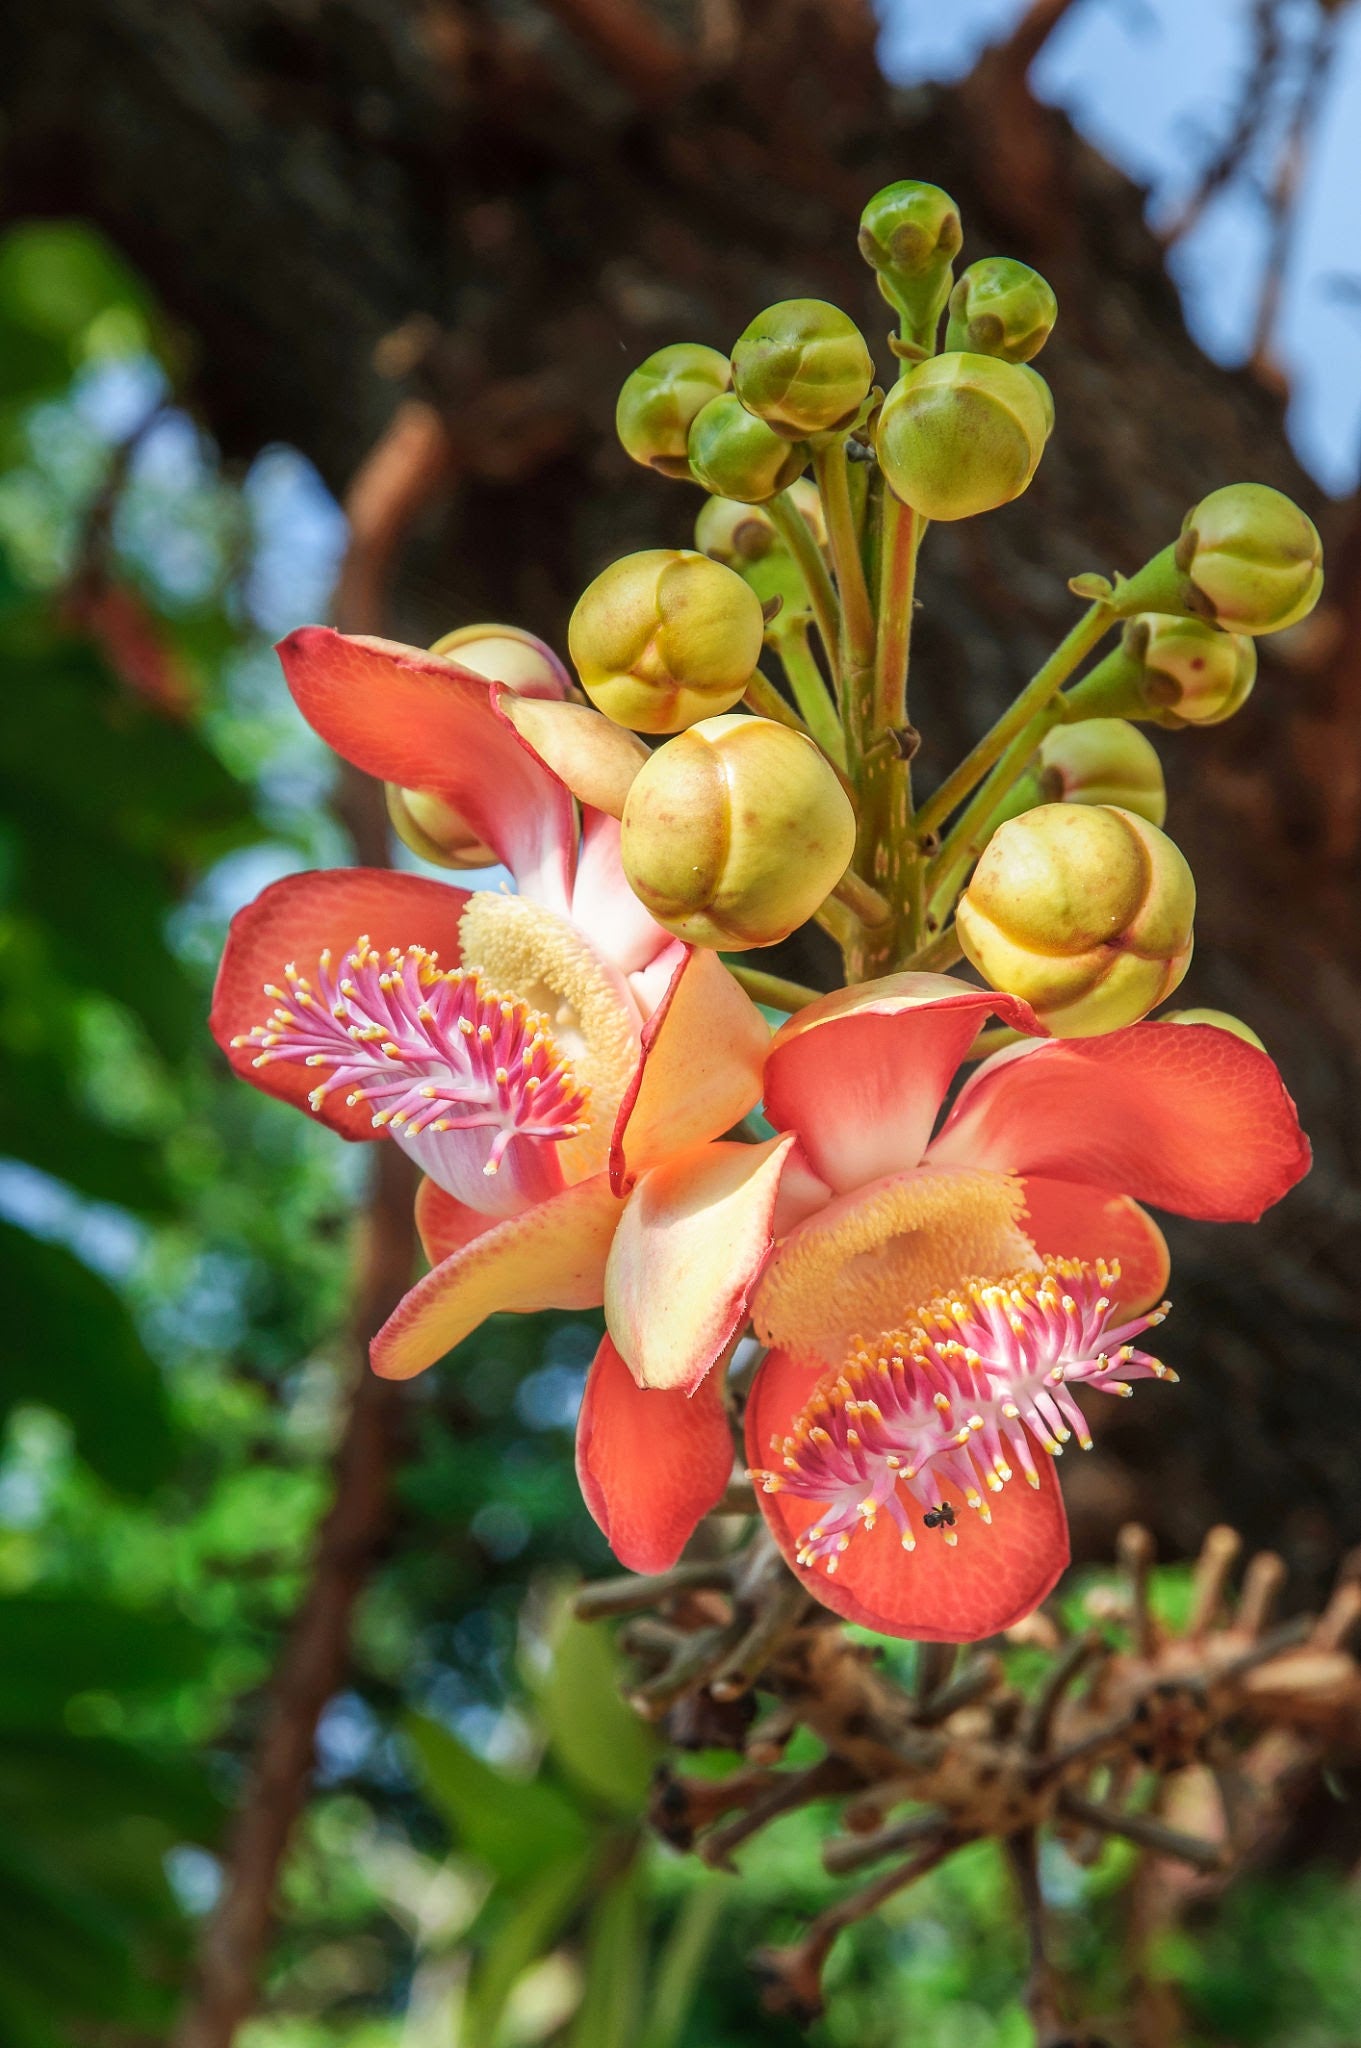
[[231, 937, 589, 1176], [751, 1257, 1173, 1576]]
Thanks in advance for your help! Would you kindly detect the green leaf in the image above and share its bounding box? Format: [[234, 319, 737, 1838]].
[[404, 1712, 591, 1886], [0, 1596, 209, 1728], [464, 1848, 597, 2047], [0, 1218, 178, 1496], [538, 1610, 658, 1815], [0, 1045, 170, 1212], [641, 1875, 737, 2048], [567, 1864, 646, 2048]]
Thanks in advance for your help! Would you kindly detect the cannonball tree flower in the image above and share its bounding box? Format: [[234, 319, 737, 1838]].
[[586, 974, 1308, 1627], [211, 628, 770, 1386]]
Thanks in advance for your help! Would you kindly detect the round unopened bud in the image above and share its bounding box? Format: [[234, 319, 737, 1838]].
[[1023, 719, 1167, 826], [1131, 613, 1256, 727], [945, 258, 1057, 365], [694, 479, 826, 567], [858, 180, 963, 337], [1162, 1007, 1266, 1052], [616, 344, 732, 478], [620, 714, 856, 949], [568, 549, 765, 734], [687, 394, 808, 504], [731, 299, 874, 439], [387, 624, 572, 868], [876, 354, 1052, 521], [957, 803, 1195, 1037], [1175, 484, 1323, 635], [429, 623, 571, 700]]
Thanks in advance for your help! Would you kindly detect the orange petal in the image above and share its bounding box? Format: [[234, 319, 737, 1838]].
[[929, 1021, 1310, 1222], [1019, 1175, 1169, 1318], [610, 950, 771, 1194], [372, 1172, 623, 1380], [606, 1136, 799, 1392], [576, 1336, 734, 1572], [747, 1349, 1069, 1642], [209, 867, 469, 1141], [278, 628, 577, 907], [763, 972, 1041, 1194]]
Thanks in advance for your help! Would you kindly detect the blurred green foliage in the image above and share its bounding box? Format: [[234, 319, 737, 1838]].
[[1, 216, 1358, 2048]]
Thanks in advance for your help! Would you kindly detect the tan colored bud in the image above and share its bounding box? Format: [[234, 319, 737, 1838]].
[[957, 803, 1195, 1036], [568, 549, 765, 734], [620, 714, 856, 949], [428, 622, 571, 698], [1177, 483, 1323, 635], [875, 353, 1052, 522], [693, 479, 826, 565], [1161, 1007, 1266, 1051], [385, 784, 498, 870], [1033, 719, 1166, 825], [387, 624, 572, 867]]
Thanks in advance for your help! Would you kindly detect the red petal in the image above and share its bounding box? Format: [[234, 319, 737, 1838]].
[[929, 1021, 1310, 1222], [576, 1335, 734, 1573], [747, 1350, 1069, 1643], [209, 868, 469, 1140], [414, 1177, 499, 1265], [1019, 1175, 1170, 1317], [278, 628, 577, 907], [763, 973, 1041, 1195]]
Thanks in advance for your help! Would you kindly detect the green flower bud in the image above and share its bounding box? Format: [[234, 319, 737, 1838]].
[[567, 548, 765, 734], [1112, 484, 1324, 636], [1064, 613, 1257, 728], [875, 353, 1052, 521], [731, 298, 874, 439], [615, 344, 732, 479], [687, 393, 808, 504], [1005, 719, 1166, 827], [620, 713, 856, 949], [1162, 1007, 1266, 1051], [1175, 484, 1323, 635], [945, 257, 1057, 365], [956, 803, 1195, 1037], [858, 180, 963, 338], [387, 623, 572, 868]]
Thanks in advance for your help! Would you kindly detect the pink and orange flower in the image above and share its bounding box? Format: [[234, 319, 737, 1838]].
[[210, 627, 769, 1389], [589, 975, 1309, 1634]]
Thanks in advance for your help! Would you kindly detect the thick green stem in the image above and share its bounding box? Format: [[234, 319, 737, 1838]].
[[814, 439, 875, 682], [873, 494, 920, 735], [768, 488, 840, 684], [907, 924, 964, 972], [727, 964, 824, 1013], [832, 866, 892, 927], [775, 623, 846, 766], [928, 690, 1072, 910], [744, 666, 809, 735], [914, 603, 1114, 844]]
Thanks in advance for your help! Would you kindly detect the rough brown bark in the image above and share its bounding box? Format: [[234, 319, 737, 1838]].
[[5, 1, 1356, 1581]]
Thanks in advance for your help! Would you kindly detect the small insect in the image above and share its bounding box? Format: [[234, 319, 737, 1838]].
[[923, 1501, 956, 1531]]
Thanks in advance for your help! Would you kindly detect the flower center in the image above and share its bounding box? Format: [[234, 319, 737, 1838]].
[[751, 1257, 1173, 1575], [232, 937, 589, 1179]]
